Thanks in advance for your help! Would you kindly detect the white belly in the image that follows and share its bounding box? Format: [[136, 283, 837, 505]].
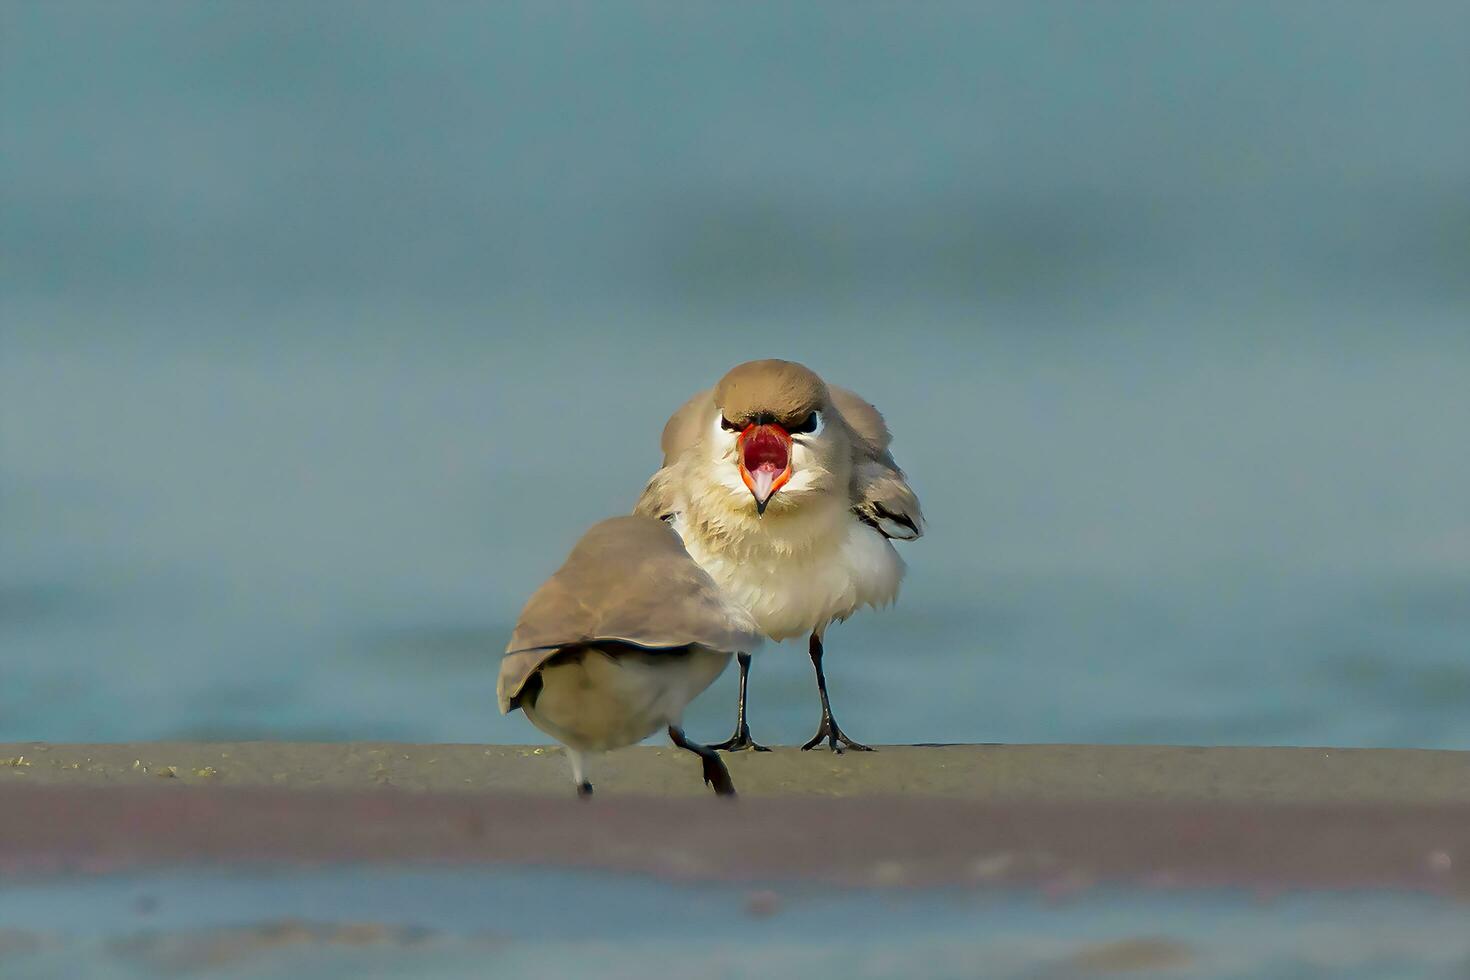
[[673, 513, 905, 642], [522, 645, 730, 752]]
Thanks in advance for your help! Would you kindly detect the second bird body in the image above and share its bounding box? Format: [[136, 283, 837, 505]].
[[519, 644, 730, 755], [499, 515, 761, 796]]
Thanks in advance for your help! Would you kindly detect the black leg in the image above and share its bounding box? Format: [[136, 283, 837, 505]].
[[709, 653, 772, 752], [576, 780, 594, 799], [800, 632, 873, 753], [668, 725, 737, 796]]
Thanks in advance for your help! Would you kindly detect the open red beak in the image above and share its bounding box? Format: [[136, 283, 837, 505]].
[[737, 423, 792, 516]]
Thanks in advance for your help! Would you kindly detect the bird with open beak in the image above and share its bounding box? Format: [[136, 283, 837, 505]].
[[636, 359, 924, 752], [498, 515, 762, 796]]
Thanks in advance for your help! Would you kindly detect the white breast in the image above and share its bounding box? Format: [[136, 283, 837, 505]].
[[672, 504, 905, 643]]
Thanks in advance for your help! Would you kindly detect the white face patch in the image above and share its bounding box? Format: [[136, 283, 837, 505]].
[[698, 404, 845, 514], [710, 411, 739, 451], [704, 412, 752, 502], [789, 411, 842, 485]]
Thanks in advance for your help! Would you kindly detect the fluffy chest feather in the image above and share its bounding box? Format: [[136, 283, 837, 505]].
[[670, 503, 904, 642]]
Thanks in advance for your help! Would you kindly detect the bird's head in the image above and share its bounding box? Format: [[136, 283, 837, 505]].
[[707, 359, 849, 517]]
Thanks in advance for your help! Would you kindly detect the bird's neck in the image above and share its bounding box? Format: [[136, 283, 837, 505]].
[[673, 481, 852, 563]]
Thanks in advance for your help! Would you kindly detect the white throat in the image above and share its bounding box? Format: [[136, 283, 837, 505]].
[[668, 485, 904, 643]]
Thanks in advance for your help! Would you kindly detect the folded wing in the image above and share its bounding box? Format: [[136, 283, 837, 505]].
[[498, 515, 761, 712], [831, 386, 925, 541]]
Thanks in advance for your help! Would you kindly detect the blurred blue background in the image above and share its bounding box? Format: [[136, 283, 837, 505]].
[[3, 2, 1468, 748]]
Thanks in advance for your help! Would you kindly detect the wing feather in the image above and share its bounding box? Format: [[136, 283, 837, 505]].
[[832, 386, 924, 541], [498, 516, 759, 712]]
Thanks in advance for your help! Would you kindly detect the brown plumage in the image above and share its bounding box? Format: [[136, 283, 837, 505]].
[[713, 358, 829, 428], [498, 515, 761, 796], [645, 364, 923, 542], [634, 359, 924, 753], [500, 516, 763, 707]]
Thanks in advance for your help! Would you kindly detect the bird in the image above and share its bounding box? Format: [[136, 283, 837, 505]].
[[498, 515, 763, 797], [635, 359, 923, 752]]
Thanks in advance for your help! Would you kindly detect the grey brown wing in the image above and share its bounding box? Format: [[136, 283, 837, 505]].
[[830, 385, 892, 455], [498, 647, 560, 714], [852, 454, 924, 541], [632, 465, 678, 522], [501, 516, 760, 713], [659, 388, 715, 466], [831, 386, 923, 540], [635, 388, 713, 520]]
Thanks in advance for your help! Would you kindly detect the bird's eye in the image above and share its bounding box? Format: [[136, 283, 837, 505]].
[[720, 417, 741, 432], [791, 411, 820, 434]]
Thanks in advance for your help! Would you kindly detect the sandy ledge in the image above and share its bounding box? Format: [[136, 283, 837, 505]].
[[2, 742, 1467, 802], [1, 743, 1467, 893]]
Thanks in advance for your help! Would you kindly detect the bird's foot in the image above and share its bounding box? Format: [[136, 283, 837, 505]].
[[801, 716, 874, 753], [670, 724, 739, 796], [709, 723, 773, 753], [700, 754, 738, 797]]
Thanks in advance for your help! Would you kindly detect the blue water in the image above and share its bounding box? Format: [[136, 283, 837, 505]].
[[1, 870, 1468, 979], [3, 2, 1469, 748]]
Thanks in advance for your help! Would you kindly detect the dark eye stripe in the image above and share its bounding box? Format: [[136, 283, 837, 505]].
[[724, 412, 819, 433]]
